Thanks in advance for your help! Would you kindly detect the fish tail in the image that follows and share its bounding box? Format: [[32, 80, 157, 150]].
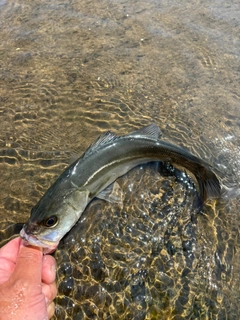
[[194, 166, 221, 202]]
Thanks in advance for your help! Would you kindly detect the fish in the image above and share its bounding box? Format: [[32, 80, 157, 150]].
[[20, 124, 221, 253]]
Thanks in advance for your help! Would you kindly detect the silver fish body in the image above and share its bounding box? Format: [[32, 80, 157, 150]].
[[20, 124, 221, 253]]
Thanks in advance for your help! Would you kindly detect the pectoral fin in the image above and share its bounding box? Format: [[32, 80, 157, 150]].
[[97, 182, 124, 207]]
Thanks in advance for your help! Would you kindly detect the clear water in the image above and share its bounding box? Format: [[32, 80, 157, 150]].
[[0, 0, 239, 319]]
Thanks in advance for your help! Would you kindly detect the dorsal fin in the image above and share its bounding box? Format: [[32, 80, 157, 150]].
[[83, 131, 118, 158], [129, 124, 162, 140], [82, 124, 161, 158]]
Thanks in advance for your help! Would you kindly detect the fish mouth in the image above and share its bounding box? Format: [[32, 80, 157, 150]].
[[20, 228, 58, 254]]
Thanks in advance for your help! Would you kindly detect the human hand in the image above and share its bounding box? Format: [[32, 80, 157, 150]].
[[0, 237, 57, 320]]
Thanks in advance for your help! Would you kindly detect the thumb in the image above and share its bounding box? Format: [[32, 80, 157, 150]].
[[10, 242, 43, 293]]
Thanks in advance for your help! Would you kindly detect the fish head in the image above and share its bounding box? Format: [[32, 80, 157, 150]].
[[20, 188, 90, 253]]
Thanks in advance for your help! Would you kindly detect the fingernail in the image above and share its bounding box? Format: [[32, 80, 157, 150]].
[[52, 263, 57, 274]]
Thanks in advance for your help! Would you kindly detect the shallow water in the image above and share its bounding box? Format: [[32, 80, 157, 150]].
[[0, 0, 239, 319]]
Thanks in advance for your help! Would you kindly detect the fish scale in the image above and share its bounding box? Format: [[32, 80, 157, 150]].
[[20, 124, 221, 253]]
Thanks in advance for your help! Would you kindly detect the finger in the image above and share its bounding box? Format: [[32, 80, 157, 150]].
[[11, 244, 43, 290], [0, 237, 21, 263], [42, 281, 58, 303], [42, 255, 57, 284], [47, 301, 55, 319]]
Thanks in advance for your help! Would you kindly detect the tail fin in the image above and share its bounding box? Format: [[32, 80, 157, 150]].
[[221, 184, 240, 200], [195, 167, 221, 202]]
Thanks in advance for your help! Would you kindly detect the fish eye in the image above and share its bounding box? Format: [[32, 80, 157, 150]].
[[44, 216, 58, 228]]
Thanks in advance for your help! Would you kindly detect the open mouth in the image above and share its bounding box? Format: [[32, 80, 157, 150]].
[[20, 228, 58, 254]]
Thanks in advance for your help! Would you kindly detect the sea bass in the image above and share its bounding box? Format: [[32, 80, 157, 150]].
[[20, 124, 221, 253]]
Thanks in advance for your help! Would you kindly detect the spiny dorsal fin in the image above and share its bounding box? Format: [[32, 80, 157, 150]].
[[83, 131, 118, 158], [129, 124, 162, 140], [83, 124, 161, 158]]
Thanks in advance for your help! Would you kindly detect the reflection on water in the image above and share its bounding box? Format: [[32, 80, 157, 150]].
[[0, 0, 239, 319], [53, 163, 234, 319]]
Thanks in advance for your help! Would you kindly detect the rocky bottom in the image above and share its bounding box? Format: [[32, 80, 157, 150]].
[[48, 163, 237, 320]]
